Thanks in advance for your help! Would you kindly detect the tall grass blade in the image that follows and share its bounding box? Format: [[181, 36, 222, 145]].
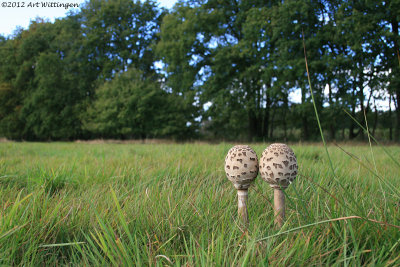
[[302, 31, 335, 177], [344, 108, 400, 169], [302, 32, 364, 215], [257, 215, 400, 242]]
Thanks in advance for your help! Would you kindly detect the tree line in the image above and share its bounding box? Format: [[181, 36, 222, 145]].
[[0, 0, 399, 142]]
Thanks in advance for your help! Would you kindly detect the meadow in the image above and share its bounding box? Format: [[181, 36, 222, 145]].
[[0, 141, 400, 266]]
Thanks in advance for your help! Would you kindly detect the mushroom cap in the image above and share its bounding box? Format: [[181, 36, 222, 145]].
[[259, 143, 298, 189], [224, 145, 259, 190]]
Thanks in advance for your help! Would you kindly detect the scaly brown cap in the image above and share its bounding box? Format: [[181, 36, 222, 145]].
[[224, 145, 259, 190], [259, 143, 298, 189]]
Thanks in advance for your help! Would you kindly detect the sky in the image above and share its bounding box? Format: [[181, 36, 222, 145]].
[[0, 0, 178, 37]]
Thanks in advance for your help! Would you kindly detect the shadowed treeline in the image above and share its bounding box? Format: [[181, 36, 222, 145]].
[[0, 0, 399, 142]]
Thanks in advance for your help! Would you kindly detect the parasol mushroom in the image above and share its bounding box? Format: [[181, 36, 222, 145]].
[[224, 145, 259, 227], [259, 143, 298, 227]]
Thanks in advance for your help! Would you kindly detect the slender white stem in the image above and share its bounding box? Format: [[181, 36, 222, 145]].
[[237, 189, 249, 227], [274, 188, 285, 228]]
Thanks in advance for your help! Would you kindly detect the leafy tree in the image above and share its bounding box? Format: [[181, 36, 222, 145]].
[[84, 68, 197, 139], [158, 0, 328, 141], [0, 0, 398, 142], [21, 52, 80, 139], [0, 19, 57, 139], [373, 0, 400, 141], [158, 0, 271, 140], [0, 36, 20, 138], [0, 0, 167, 140], [79, 0, 165, 79]]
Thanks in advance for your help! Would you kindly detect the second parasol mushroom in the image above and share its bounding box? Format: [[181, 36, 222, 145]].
[[225, 145, 259, 227], [259, 143, 298, 228]]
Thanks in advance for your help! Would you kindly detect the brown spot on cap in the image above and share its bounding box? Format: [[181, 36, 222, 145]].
[[283, 160, 289, 167]]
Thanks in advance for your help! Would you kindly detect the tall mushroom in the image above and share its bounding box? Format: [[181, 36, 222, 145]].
[[224, 145, 259, 227], [259, 143, 298, 227]]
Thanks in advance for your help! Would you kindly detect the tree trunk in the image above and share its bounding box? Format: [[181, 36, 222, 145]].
[[372, 103, 378, 137], [349, 102, 357, 140], [391, 18, 400, 141], [262, 95, 271, 141], [329, 121, 336, 141], [328, 84, 335, 140], [359, 83, 365, 141], [396, 93, 400, 141], [283, 98, 288, 141], [301, 86, 309, 140], [391, 18, 400, 67], [389, 94, 393, 141], [248, 109, 258, 141], [269, 103, 276, 139]]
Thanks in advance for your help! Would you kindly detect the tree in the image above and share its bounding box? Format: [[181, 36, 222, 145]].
[[0, 19, 57, 139], [79, 0, 165, 79], [375, 0, 400, 141], [0, 35, 21, 139], [0, 0, 167, 140], [158, 0, 330, 141], [84, 68, 197, 139], [0, 0, 398, 142], [158, 0, 272, 140]]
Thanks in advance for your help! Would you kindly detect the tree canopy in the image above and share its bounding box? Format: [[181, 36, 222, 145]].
[[0, 0, 399, 141]]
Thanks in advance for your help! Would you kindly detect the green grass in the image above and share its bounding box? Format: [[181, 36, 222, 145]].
[[1, 141, 400, 266]]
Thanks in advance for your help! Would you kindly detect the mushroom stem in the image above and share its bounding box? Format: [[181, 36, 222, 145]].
[[274, 188, 285, 227], [237, 189, 249, 227]]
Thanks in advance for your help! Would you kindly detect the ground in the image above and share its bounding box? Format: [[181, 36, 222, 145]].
[[1, 141, 399, 265]]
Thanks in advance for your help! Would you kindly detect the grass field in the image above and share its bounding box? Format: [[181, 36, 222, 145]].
[[1, 141, 400, 266]]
